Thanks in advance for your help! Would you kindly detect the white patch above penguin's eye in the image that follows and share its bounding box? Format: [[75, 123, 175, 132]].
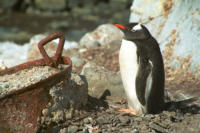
[[131, 24, 142, 31]]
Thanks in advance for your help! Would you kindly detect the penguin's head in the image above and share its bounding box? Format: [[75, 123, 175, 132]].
[[115, 23, 150, 41]]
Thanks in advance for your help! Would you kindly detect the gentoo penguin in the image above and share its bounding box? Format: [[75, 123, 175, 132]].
[[115, 23, 165, 114]]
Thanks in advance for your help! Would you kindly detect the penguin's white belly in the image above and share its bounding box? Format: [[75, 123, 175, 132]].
[[119, 39, 143, 113]]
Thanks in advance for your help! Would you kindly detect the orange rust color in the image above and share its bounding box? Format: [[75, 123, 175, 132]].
[[162, 0, 174, 16], [0, 86, 52, 133]]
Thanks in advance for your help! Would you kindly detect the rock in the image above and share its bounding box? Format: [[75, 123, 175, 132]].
[[144, 114, 155, 121], [70, 56, 84, 67], [50, 73, 88, 110], [35, 0, 66, 11], [134, 117, 143, 122], [130, 128, 139, 133], [65, 111, 73, 120], [79, 24, 124, 48], [0, 0, 19, 10], [67, 125, 79, 133], [83, 117, 90, 124], [149, 122, 167, 133], [130, 0, 200, 84], [118, 115, 130, 124], [52, 110, 65, 123], [59, 128, 68, 133], [81, 62, 125, 100], [97, 116, 110, 126], [96, 117, 105, 126], [42, 108, 50, 117]]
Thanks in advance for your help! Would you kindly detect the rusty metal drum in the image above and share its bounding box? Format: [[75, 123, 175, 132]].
[[0, 33, 72, 133]]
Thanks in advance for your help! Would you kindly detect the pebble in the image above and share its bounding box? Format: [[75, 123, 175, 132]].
[[52, 110, 65, 123], [67, 125, 79, 133], [59, 128, 68, 133], [83, 128, 89, 133], [130, 128, 139, 133], [65, 112, 73, 120], [134, 117, 143, 122], [97, 117, 106, 126], [83, 118, 90, 124], [149, 122, 166, 133], [2, 82, 9, 88], [71, 56, 84, 67], [42, 108, 50, 117], [118, 115, 130, 124]]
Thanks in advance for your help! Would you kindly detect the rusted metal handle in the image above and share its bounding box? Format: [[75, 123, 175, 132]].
[[38, 32, 65, 67]]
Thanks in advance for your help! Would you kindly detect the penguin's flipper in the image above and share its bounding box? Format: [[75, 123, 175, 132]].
[[136, 57, 152, 106]]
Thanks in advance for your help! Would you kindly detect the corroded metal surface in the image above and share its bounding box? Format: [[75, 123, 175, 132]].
[[0, 33, 72, 133]]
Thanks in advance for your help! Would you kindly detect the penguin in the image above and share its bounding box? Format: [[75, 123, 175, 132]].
[[115, 23, 165, 115]]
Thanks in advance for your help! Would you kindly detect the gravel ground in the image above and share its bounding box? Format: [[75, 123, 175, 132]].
[[37, 95, 200, 133]]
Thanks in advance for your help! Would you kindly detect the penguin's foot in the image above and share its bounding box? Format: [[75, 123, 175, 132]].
[[119, 108, 137, 115]]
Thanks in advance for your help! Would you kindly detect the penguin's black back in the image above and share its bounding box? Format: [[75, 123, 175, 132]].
[[135, 36, 165, 114]]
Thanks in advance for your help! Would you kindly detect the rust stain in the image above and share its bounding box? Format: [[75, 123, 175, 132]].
[[162, 0, 174, 16], [131, 9, 142, 15], [0, 86, 52, 133], [157, 22, 166, 37], [163, 30, 200, 88]]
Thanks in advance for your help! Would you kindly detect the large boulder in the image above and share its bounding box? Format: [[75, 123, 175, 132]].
[[79, 24, 124, 48], [81, 62, 125, 100], [130, 0, 200, 84], [49, 73, 88, 110]]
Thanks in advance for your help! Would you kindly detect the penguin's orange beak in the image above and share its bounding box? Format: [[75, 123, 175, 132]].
[[115, 24, 126, 29]]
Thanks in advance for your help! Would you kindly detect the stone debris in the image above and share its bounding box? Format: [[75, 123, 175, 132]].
[[79, 24, 124, 48], [81, 62, 125, 100]]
